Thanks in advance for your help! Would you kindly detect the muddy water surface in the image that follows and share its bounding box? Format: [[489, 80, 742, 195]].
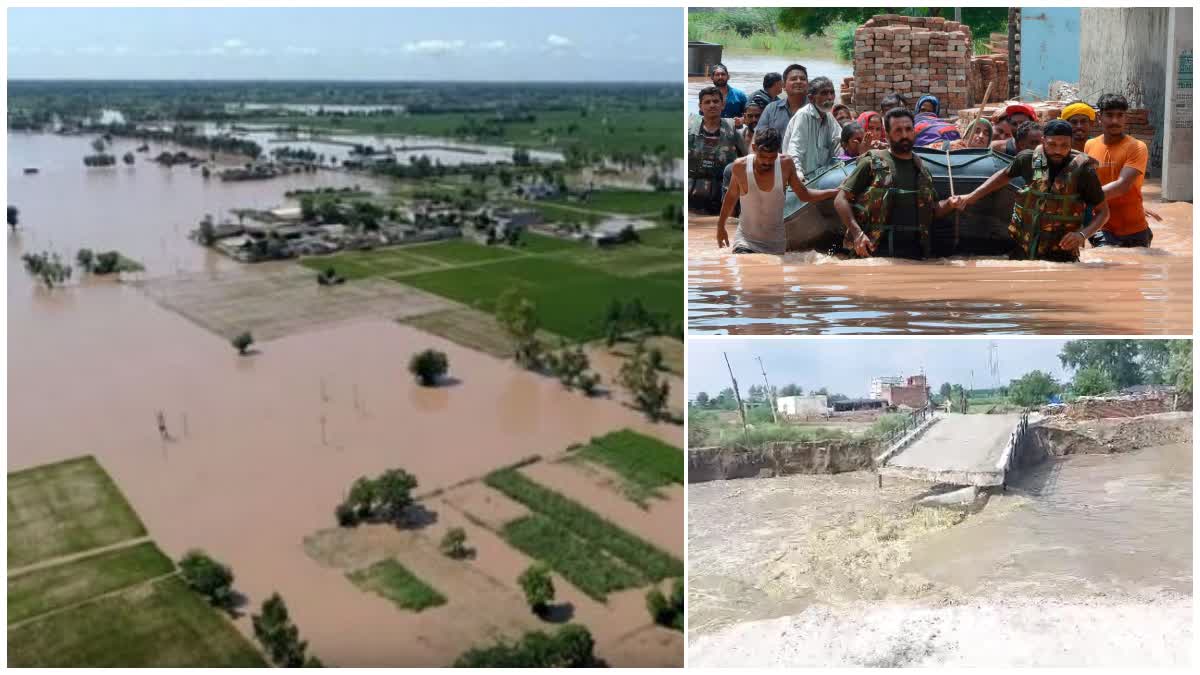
[[688, 197, 1192, 334], [7, 132, 682, 665], [688, 442, 1192, 639]]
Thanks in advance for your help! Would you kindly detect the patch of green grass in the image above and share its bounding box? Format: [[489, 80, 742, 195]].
[[346, 559, 446, 612], [501, 515, 644, 600], [717, 423, 852, 450], [636, 227, 685, 251], [520, 200, 605, 225], [7, 542, 175, 625], [553, 190, 680, 216], [7, 576, 266, 667], [405, 240, 524, 265], [864, 413, 911, 440], [515, 232, 586, 253], [8, 456, 148, 569], [554, 245, 680, 278], [571, 430, 684, 505], [398, 256, 681, 342], [484, 468, 683, 583]]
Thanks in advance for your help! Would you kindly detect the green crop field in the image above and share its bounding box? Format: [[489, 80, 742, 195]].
[[403, 240, 523, 265], [8, 456, 148, 569], [501, 515, 644, 600], [7, 542, 174, 625], [517, 232, 587, 253], [399, 256, 680, 341], [553, 190, 680, 216], [634, 227, 685, 251], [570, 430, 684, 506], [8, 576, 266, 667], [7, 457, 266, 667], [346, 559, 446, 612], [484, 468, 683, 584], [299, 248, 443, 280]]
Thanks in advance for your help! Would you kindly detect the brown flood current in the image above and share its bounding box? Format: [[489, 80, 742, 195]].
[[7, 132, 683, 665], [687, 190, 1192, 334]]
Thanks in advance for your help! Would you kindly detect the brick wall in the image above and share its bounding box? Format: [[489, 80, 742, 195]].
[[884, 384, 929, 409], [968, 54, 1008, 107], [852, 14, 973, 116]]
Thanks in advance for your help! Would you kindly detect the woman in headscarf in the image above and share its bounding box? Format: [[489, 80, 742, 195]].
[[915, 95, 940, 116], [948, 117, 993, 149], [834, 122, 866, 162], [856, 110, 888, 149]]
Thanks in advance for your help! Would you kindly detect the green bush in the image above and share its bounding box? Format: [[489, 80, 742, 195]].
[[178, 550, 235, 608], [832, 20, 857, 60], [440, 527, 469, 559], [252, 593, 316, 667], [454, 624, 596, 667], [408, 349, 449, 386], [232, 331, 254, 355], [502, 516, 643, 600], [518, 564, 555, 616]]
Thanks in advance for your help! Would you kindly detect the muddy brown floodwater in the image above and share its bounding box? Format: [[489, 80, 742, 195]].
[[687, 441, 1192, 666], [7, 132, 683, 665], [688, 186, 1192, 334]]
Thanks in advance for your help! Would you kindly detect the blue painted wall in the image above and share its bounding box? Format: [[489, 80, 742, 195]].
[[1020, 7, 1081, 99]]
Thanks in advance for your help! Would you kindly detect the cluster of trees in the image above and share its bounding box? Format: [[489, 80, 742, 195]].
[[179, 550, 236, 609], [646, 579, 684, 631], [271, 146, 321, 163], [453, 624, 597, 667], [618, 341, 672, 422], [83, 153, 117, 167], [542, 341, 601, 396], [692, 384, 843, 411], [75, 248, 144, 275], [602, 298, 671, 346], [335, 469, 419, 527], [253, 593, 323, 667], [408, 349, 449, 387], [495, 289, 602, 395], [1059, 339, 1191, 395], [231, 331, 255, 356], [21, 251, 73, 289]]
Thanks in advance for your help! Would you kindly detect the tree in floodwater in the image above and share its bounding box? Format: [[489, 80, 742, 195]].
[[409, 348, 449, 387], [7, 205, 18, 231], [496, 288, 542, 369], [21, 251, 72, 289], [618, 342, 672, 422], [1008, 370, 1060, 407], [178, 550, 235, 608], [252, 593, 322, 667], [232, 331, 255, 355], [518, 564, 555, 618]]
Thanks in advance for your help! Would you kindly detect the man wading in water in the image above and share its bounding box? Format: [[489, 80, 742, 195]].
[[835, 108, 957, 259], [953, 119, 1109, 262], [716, 127, 838, 254]]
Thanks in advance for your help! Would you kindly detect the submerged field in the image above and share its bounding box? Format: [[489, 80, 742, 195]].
[[7, 457, 264, 667]]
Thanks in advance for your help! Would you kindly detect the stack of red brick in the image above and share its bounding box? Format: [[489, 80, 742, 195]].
[[851, 14, 973, 115], [968, 54, 1008, 107]]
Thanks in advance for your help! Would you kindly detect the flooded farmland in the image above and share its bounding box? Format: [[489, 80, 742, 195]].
[[7, 130, 683, 666]]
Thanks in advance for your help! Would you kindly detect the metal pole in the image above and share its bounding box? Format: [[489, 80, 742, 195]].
[[724, 352, 748, 433], [756, 356, 779, 425], [954, 8, 962, 23]]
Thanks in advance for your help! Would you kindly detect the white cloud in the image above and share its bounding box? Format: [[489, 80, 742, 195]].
[[546, 34, 572, 48], [285, 46, 319, 56], [223, 38, 244, 50], [403, 39, 465, 55], [240, 47, 269, 57], [76, 45, 105, 55], [478, 40, 508, 51]]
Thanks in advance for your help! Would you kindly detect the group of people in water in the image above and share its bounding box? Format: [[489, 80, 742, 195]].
[[689, 62, 1156, 261]]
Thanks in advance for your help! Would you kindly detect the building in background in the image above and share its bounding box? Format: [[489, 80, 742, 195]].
[[870, 376, 904, 400], [880, 374, 930, 409]]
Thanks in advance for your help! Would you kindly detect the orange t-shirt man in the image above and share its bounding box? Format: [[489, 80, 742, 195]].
[[1084, 134, 1149, 237]]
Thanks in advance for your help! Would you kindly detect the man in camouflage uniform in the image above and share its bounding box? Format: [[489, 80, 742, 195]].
[[953, 119, 1108, 262], [689, 86, 747, 215], [834, 108, 957, 259]]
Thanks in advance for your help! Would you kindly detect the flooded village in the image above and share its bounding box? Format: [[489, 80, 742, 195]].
[[686, 7, 1192, 334], [7, 7, 684, 668]]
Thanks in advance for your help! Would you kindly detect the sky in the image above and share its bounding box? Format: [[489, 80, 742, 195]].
[[6, 7, 682, 81], [688, 339, 1076, 399]]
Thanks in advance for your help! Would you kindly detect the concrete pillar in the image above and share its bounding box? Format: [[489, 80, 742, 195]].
[[1162, 7, 1193, 202]]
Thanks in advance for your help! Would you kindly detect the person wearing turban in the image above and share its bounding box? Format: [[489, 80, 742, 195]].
[[1060, 101, 1096, 152]]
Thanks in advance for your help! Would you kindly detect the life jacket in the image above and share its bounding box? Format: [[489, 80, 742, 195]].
[[850, 149, 939, 258], [913, 114, 961, 148], [1009, 147, 1097, 260]]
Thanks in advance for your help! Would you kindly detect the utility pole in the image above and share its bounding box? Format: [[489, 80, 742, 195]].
[[724, 352, 748, 433], [756, 356, 779, 424]]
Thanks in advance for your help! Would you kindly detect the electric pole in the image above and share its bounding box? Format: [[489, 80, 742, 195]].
[[756, 356, 779, 424], [724, 352, 748, 433]]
